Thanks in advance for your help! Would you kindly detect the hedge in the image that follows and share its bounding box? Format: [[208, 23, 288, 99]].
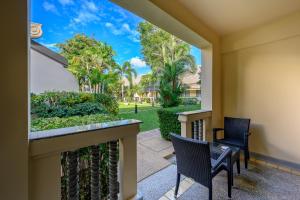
[[180, 97, 199, 105], [31, 92, 119, 118], [31, 113, 119, 132], [157, 105, 201, 140]]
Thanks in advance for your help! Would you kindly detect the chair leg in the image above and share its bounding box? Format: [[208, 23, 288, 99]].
[[237, 159, 240, 174], [174, 173, 180, 197], [209, 184, 212, 200], [244, 150, 248, 169], [227, 170, 232, 198]]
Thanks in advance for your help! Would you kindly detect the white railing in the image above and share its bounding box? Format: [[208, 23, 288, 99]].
[[178, 109, 212, 141], [29, 119, 141, 200]]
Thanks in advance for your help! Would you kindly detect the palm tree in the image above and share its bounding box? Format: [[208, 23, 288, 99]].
[[158, 56, 196, 107], [116, 61, 137, 101]]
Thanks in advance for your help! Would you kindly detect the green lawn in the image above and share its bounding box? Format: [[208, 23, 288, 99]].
[[119, 102, 160, 113], [118, 104, 201, 132]]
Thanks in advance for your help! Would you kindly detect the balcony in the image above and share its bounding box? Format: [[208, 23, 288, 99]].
[[28, 110, 300, 200]]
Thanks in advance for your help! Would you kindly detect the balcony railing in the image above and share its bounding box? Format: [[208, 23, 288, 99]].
[[178, 109, 212, 141], [29, 119, 141, 200]]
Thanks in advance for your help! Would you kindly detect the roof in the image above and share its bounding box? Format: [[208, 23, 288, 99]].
[[180, 67, 201, 86], [31, 40, 68, 67]]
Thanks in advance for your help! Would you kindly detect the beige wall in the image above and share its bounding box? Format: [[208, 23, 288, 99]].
[[222, 11, 300, 164], [31, 49, 79, 93], [0, 0, 29, 199]]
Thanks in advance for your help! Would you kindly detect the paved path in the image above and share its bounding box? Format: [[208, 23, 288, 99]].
[[137, 129, 174, 181]]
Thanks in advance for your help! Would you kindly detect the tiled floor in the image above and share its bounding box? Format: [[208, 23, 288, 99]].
[[138, 161, 300, 200]]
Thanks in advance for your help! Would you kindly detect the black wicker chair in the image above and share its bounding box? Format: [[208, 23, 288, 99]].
[[170, 134, 232, 200], [213, 117, 251, 169]]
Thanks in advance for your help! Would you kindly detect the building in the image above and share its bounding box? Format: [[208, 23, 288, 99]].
[[181, 67, 201, 100], [30, 23, 79, 93], [123, 67, 201, 102]]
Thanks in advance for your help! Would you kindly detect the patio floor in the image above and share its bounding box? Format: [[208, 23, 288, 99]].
[[137, 129, 174, 181], [138, 159, 300, 200]]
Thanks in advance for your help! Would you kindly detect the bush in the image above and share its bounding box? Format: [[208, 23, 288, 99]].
[[31, 113, 119, 132], [181, 97, 199, 105], [157, 108, 182, 140], [94, 93, 119, 115], [31, 92, 119, 118], [157, 106, 202, 140]]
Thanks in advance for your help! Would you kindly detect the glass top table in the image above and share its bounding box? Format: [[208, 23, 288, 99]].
[[210, 142, 240, 161], [210, 142, 241, 186]]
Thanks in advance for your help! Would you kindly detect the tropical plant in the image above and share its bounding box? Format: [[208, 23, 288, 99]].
[[116, 61, 137, 101], [138, 21, 197, 106], [31, 92, 119, 118], [57, 34, 117, 93], [159, 56, 196, 107], [138, 21, 195, 75]]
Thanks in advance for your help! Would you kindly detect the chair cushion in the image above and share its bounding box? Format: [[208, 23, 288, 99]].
[[217, 138, 245, 148]]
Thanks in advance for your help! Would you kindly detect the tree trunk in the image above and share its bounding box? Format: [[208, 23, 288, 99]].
[[91, 145, 100, 200], [109, 141, 118, 200], [121, 84, 124, 101], [67, 151, 79, 200]]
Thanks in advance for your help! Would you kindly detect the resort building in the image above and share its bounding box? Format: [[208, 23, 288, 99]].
[[30, 23, 79, 93]]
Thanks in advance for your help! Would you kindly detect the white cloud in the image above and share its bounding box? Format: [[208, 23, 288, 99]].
[[69, 1, 100, 27], [84, 1, 98, 12], [130, 57, 146, 68], [44, 43, 57, 48], [73, 11, 100, 24], [105, 22, 140, 42], [43, 1, 59, 14], [58, 0, 73, 6], [41, 42, 59, 52], [105, 22, 122, 35]]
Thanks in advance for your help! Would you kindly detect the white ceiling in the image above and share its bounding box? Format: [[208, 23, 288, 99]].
[[177, 0, 300, 35]]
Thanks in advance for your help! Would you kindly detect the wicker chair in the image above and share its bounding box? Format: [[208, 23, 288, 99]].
[[170, 134, 232, 200], [213, 117, 251, 169]]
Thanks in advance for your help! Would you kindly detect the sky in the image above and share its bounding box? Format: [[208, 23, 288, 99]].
[[31, 0, 202, 75]]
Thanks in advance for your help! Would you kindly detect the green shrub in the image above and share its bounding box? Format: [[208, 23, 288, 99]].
[[31, 92, 119, 118], [31, 113, 119, 132], [157, 108, 181, 140], [94, 93, 119, 115], [181, 97, 199, 105], [157, 105, 202, 140]]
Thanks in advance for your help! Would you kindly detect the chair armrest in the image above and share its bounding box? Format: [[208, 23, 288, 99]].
[[213, 128, 224, 141], [212, 148, 232, 170]]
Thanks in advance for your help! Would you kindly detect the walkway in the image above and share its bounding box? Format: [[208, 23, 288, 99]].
[[137, 129, 174, 181]]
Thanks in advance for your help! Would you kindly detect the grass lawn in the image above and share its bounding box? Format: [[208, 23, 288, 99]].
[[119, 102, 160, 113], [118, 104, 201, 132]]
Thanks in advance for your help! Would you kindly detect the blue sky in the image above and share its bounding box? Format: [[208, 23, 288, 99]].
[[31, 0, 201, 75]]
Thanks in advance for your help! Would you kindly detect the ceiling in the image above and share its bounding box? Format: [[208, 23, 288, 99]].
[[177, 0, 300, 35]]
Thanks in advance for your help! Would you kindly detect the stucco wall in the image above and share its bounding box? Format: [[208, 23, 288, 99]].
[[222, 11, 300, 164], [30, 49, 79, 94], [0, 0, 29, 199]]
